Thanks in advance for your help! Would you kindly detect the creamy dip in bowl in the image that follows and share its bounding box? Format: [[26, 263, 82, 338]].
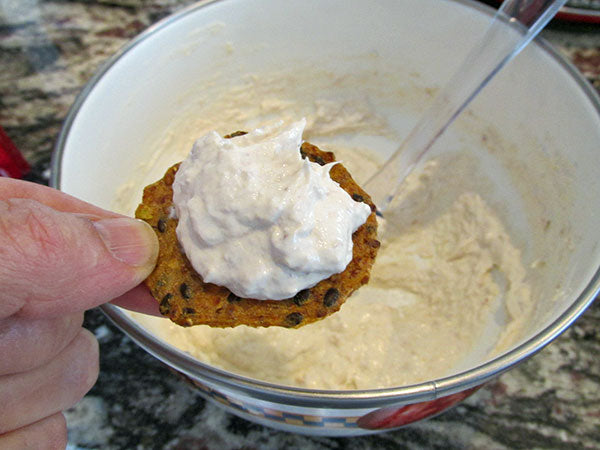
[[52, 0, 600, 436]]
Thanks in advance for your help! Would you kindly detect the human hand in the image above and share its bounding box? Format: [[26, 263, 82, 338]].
[[0, 178, 159, 448]]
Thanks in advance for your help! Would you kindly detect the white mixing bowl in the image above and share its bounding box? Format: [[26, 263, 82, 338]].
[[52, 0, 600, 436]]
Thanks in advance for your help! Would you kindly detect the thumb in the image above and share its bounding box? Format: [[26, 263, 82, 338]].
[[0, 198, 158, 319]]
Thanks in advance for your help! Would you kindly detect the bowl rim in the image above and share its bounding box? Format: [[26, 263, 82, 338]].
[[50, 0, 600, 408]]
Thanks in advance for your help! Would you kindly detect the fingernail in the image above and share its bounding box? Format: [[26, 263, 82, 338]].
[[93, 218, 158, 267]]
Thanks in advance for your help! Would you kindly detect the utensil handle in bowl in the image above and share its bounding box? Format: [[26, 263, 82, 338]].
[[364, 0, 567, 213]]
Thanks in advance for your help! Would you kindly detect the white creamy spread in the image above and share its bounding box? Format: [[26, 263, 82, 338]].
[[172, 119, 371, 300]]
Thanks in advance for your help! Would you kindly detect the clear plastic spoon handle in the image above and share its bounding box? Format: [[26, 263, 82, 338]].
[[363, 0, 567, 213]]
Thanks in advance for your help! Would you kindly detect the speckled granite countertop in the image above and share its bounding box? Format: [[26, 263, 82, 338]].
[[1, 1, 599, 448]]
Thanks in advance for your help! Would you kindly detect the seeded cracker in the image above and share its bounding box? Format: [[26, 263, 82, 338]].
[[135, 136, 379, 328]]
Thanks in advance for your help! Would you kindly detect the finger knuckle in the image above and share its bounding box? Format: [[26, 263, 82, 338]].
[[45, 413, 68, 450], [77, 330, 100, 392], [65, 330, 100, 401], [0, 413, 67, 449], [0, 313, 85, 375]]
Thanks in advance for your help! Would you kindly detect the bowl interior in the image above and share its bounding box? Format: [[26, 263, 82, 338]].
[[55, 0, 600, 390]]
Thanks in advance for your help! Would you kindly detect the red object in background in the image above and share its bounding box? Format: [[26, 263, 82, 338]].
[[0, 126, 30, 178], [356, 386, 482, 430], [481, 0, 600, 24]]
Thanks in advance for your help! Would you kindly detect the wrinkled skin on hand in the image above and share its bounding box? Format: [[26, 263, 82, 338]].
[[0, 178, 159, 448]]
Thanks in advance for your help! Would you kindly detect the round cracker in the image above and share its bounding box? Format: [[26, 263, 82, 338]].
[[135, 139, 379, 328]]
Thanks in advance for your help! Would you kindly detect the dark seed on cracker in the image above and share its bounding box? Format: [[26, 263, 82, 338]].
[[285, 312, 303, 327], [159, 293, 172, 314], [293, 289, 310, 306], [157, 218, 167, 233], [368, 239, 381, 249], [183, 307, 196, 315], [227, 292, 242, 303], [225, 131, 248, 138], [323, 288, 340, 307], [352, 193, 364, 202], [180, 283, 192, 299]]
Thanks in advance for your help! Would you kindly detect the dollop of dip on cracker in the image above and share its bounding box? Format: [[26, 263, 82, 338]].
[[174, 119, 371, 300]]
